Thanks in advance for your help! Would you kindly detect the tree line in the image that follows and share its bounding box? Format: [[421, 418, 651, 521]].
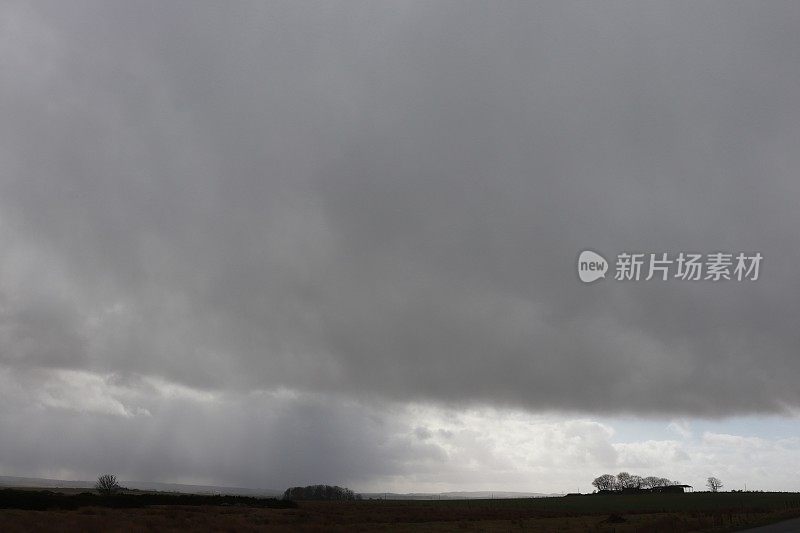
[[591, 472, 680, 492], [282, 484, 361, 501]]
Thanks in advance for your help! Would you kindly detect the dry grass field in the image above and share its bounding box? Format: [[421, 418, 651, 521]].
[[2, 493, 800, 532]]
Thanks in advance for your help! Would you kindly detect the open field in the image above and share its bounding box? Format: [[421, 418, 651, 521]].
[[0, 488, 293, 511], [2, 492, 800, 532]]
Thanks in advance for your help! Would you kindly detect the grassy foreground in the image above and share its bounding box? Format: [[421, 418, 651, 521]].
[[2, 491, 800, 531]]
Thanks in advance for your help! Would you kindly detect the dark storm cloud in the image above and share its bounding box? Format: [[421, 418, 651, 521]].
[[2, 1, 800, 415]]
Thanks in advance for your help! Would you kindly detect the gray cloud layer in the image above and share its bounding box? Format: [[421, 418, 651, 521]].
[[2, 1, 800, 416]]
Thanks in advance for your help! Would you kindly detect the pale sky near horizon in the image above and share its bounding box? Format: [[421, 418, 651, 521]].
[[2, 1, 800, 493]]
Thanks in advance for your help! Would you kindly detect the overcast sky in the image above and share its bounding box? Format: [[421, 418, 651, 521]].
[[2, 1, 800, 493]]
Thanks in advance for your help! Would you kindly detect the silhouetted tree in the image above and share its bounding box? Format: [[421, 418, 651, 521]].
[[643, 476, 674, 489], [95, 474, 120, 496], [592, 474, 617, 491], [706, 477, 723, 492], [616, 472, 642, 489]]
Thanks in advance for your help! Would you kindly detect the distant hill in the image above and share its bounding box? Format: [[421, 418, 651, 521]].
[[360, 491, 563, 500], [0, 477, 561, 501], [0, 476, 282, 498]]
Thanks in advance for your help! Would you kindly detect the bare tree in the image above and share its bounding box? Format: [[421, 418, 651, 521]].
[[591, 474, 616, 491], [643, 476, 674, 489], [616, 472, 641, 489], [95, 474, 121, 495], [706, 476, 723, 492]]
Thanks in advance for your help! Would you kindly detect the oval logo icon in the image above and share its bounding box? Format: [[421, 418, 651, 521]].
[[578, 250, 608, 283]]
